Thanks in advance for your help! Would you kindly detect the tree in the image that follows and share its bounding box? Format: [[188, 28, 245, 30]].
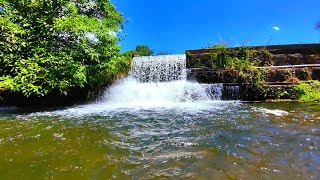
[[135, 45, 153, 56], [0, 0, 130, 97]]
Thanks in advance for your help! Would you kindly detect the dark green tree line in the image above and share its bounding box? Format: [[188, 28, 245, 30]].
[[135, 45, 153, 56], [0, 0, 130, 97], [122, 45, 154, 57]]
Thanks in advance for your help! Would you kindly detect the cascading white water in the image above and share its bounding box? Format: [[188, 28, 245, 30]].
[[131, 55, 186, 82], [102, 54, 224, 107], [31, 54, 237, 116]]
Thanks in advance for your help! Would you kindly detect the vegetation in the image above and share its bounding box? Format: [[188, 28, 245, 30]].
[[121, 45, 154, 58], [205, 44, 306, 100], [276, 68, 292, 82], [0, 0, 131, 97], [207, 44, 273, 69], [135, 45, 153, 56], [294, 81, 320, 101], [207, 45, 268, 87]]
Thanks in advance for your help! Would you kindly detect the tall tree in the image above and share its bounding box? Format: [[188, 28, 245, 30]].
[[135, 45, 153, 56], [0, 0, 129, 97]]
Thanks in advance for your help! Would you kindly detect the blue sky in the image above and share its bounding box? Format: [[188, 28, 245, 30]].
[[113, 0, 320, 53]]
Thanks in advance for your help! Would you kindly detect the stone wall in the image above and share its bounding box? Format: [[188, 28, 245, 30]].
[[188, 66, 320, 84], [187, 44, 320, 68], [186, 44, 320, 101]]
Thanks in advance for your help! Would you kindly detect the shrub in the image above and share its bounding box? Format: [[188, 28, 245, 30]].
[[294, 81, 320, 101], [207, 45, 266, 85]]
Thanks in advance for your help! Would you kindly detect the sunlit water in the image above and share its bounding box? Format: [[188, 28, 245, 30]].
[[0, 55, 320, 179], [1, 102, 320, 179]]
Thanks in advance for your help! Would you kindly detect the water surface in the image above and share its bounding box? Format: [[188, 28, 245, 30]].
[[0, 102, 319, 179], [1, 55, 319, 179]]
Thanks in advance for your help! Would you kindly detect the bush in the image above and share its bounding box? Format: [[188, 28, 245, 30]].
[[294, 81, 320, 101], [207, 45, 266, 86], [0, 0, 130, 97], [135, 45, 153, 56]]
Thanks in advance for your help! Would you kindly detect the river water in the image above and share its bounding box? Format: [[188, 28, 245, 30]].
[[0, 102, 320, 179], [0, 55, 319, 179]]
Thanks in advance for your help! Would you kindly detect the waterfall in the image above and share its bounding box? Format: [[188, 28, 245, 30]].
[[99, 54, 239, 108], [32, 54, 239, 116], [130, 55, 186, 83], [223, 85, 241, 100]]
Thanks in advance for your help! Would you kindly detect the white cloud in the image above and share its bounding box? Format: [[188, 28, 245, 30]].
[[272, 26, 280, 31]]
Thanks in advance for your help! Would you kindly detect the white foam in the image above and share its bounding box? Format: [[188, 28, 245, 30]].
[[28, 54, 240, 117], [259, 108, 289, 116], [103, 77, 223, 103]]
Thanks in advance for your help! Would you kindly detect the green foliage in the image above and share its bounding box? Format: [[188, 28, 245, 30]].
[[276, 68, 292, 82], [135, 45, 153, 56], [122, 45, 154, 57], [207, 45, 264, 70], [207, 44, 271, 99], [294, 81, 320, 101], [0, 0, 130, 97], [122, 50, 136, 58], [208, 44, 266, 85], [258, 49, 274, 66]]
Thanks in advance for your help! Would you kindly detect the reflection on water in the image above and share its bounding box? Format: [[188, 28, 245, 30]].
[[0, 102, 320, 179]]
